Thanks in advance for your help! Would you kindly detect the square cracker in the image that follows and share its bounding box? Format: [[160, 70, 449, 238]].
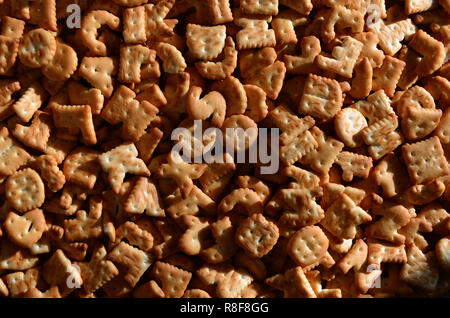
[[402, 136, 449, 184]]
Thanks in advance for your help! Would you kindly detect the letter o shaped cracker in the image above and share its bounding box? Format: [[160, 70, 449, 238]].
[[18, 28, 57, 68], [287, 225, 329, 267], [5, 168, 45, 213]]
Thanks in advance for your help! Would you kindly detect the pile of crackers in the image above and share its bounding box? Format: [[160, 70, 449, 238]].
[[0, 0, 449, 298]]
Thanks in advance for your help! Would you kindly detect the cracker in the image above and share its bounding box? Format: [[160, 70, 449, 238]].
[[402, 136, 449, 184], [0, 35, 19, 75], [405, 180, 446, 206], [244, 60, 286, 100], [435, 237, 450, 272], [144, 0, 175, 40], [284, 36, 321, 75], [115, 221, 154, 252], [334, 107, 367, 148], [219, 188, 263, 215], [287, 225, 328, 268], [0, 79, 20, 106], [67, 80, 104, 115], [195, 36, 237, 80], [321, 193, 372, 240], [399, 217, 433, 251], [18, 28, 56, 68], [104, 242, 152, 297], [42, 41, 78, 82], [186, 86, 226, 127], [315, 36, 363, 78], [4, 267, 39, 297], [101, 85, 159, 141], [279, 0, 312, 15], [322, 5, 364, 42], [123, 6, 147, 44], [5, 168, 45, 213], [400, 245, 440, 292], [13, 82, 48, 123], [210, 76, 247, 117], [133, 280, 165, 298], [365, 204, 411, 244], [99, 142, 150, 194], [51, 104, 97, 146], [186, 24, 226, 61], [299, 74, 342, 121], [372, 56, 406, 98], [12, 110, 51, 152], [80, 10, 121, 56], [236, 213, 279, 258], [79, 56, 118, 98], [350, 58, 372, 99], [272, 9, 308, 46], [152, 261, 192, 298], [353, 32, 385, 69], [239, 47, 277, 79], [409, 29, 445, 76], [63, 147, 100, 190], [124, 177, 164, 217], [119, 45, 156, 84], [234, 11, 276, 50], [30, 155, 65, 192], [155, 42, 187, 74], [397, 45, 420, 90], [425, 76, 450, 107], [1, 16, 25, 39], [337, 239, 368, 274], [4, 209, 45, 249], [201, 216, 237, 264], [368, 18, 416, 56], [178, 215, 211, 255], [334, 151, 373, 182], [299, 127, 344, 175], [367, 242, 407, 267], [373, 154, 409, 198], [42, 249, 78, 297], [197, 263, 253, 298], [0, 239, 39, 270], [265, 266, 316, 298], [166, 185, 216, 219]]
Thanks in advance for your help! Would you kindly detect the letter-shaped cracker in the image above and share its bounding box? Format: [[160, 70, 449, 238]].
[[409, 29, 446, 76], [99, 142, 150, 194], [186, 24, 226, 60], [79, 57, 118, 98], [186, 86, 226, 128], [316, 36, 363, 78], [64, 197, 103, 242], [51, 104, 97, 146], [321, 193, 372, 239], [219, 188, 263, 215], [234, 11, 276, 50], [101, 85, 159, 141], [151, 261, 192, 298], [299, 74, 343, 121], [322, 5, 364, 42], [119, 45, 156, 84], [4, 209, 46, 248], [80, 10, 121, 56], [115, 221, 154, 252], [30, 155, 66, 192], [201, 216, 238, 263], [13, 82, 48, 123], [178, 215, 211, 255], [284, 36, 321, 75], [265, 266, 316, 298], [155, 42, 187, 74], [12, 111, 52, 152], [195, 37, 237, 80], [144, 0, 175, 40], [124, 177, 164, 217], [365, 204, 411, 244]]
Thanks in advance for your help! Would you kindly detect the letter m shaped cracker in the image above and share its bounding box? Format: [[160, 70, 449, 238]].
[[101, 85, 159, 142]]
